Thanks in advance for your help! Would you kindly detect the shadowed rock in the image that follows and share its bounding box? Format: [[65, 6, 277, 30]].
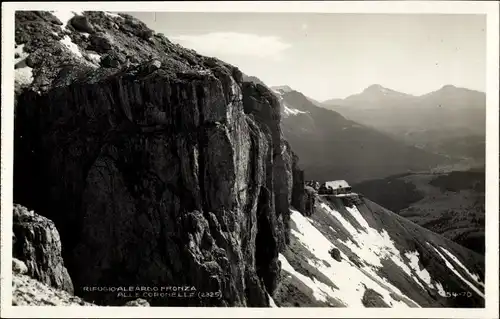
[[329, 248, 342, 262], [13, 204, 74, 294], [70, 15, 95, 34]]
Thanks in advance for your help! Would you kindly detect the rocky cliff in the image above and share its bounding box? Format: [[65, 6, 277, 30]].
[[13, 204, 74, 293], [13, 10, 305, 307]]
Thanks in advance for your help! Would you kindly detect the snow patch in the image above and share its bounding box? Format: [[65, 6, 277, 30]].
[[345, 206, 370, 230], [272, 85, 293, 93], [51, 10, 83, 30], [267, 293, 278, 307], [60, 35, 83, 58], [271, 88, 307, 117], [404, 250, 446, 295], [405, 251, 433, 287], [15, 44, 29, 64], [439, 247, 484, 288], [104, 12, 123, 19], [197, 69, 212, 76], [14, 44, 33, 86], [429, 244, 484, 298], [15, 64, 34, 87], [321, 203, 359, 237], [278, 253, 338, 304], [434, 282, 447, 297], [87, 52, 102, 65], [284, 104, 307, 116]]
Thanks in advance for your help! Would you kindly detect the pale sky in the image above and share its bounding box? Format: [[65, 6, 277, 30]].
[[127, 12, 486, 101]]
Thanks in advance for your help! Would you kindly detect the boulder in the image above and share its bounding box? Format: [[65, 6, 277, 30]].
[[70, 15, 95, 34], [88, 33, 112, 53], [329, 248, 342, 262], [138, 29, 154, 40], [100, 52, 126, 68]]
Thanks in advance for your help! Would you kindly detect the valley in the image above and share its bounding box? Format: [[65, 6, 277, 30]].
[[352, 169, 485, 255]]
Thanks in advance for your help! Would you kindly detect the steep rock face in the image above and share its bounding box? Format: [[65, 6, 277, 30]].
[[13, 204, 74, 294], [291, 153, 306, 215], [241, 82, 301, 249], [303, 186, 317, 217], [13, 10, 304, 307]]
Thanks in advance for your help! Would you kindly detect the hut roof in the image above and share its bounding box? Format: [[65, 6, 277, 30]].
[[325, 180, 350, 190]]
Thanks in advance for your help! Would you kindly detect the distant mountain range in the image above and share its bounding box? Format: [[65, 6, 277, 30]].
[[321, 85, 486, 163], [274, 89, 450, 183], [323, 84, 485, 111], [242, 77, 484, 183], [239, 77, 451, 184]]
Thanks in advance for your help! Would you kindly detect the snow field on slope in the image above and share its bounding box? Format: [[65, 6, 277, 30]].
[[60, 35, 83, 58], [404, 251, 447, 297], [428, 244, 484, 298], [439, 247, 484, 288], [270, 88, 307, 117], [321, 203, 447, 299], [267, 293, 278, 307], [283, 209, 418, 307], [278, 254, 340, 304], [283, 103, 307, 116]]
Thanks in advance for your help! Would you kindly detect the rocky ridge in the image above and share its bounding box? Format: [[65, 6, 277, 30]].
[[13, 10, 306, 307]]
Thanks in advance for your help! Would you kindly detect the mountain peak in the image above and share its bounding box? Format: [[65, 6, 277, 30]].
[[365, 84, 385, 91], [271, 85, 294, 93], [362, 84, 394, 95], [440, 84, 458, 91]]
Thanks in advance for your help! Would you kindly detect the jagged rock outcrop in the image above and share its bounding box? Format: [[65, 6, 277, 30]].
[[13, 258, 28, 275], [241, 82, 306, 293], [291, 154, 306, 214], [303, 186, 317, 217], [13, 204, 74, 294], [13, 10, 306, 307]]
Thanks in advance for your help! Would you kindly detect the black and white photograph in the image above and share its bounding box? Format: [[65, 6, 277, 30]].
[[1, 1, 499, 318]]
